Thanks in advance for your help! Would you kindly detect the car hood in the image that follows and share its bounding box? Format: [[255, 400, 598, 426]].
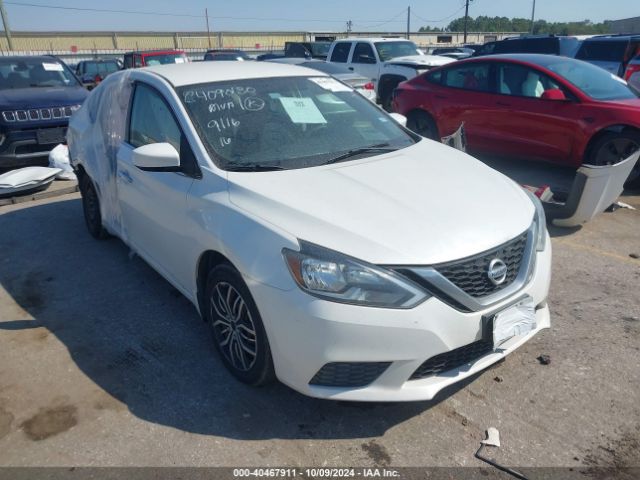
[[385, 55, 454, 67], [227, 140, 534, 265], [0, 86, 88, 109]]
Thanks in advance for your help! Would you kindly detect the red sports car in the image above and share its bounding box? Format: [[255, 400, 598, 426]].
[[392, 54, 640, 183]]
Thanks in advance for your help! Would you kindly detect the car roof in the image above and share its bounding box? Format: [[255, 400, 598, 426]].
[[582, 35, 640, 42], [460, 53, 574, 63], [125, 49, 185, 55], [0, 55, 63, 63], [335, 37, 412, 43], [142, 61, 328, 87]]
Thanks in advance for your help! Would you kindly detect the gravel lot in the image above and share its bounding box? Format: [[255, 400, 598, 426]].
[[0, 179, 638, 475]]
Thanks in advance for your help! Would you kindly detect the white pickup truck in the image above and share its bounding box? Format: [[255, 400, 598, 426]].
[[327, 37, 454, 109]]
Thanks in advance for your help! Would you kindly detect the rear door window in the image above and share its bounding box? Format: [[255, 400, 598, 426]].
[[353, 42, 376, 64], [496, 63, 561, 98], [442, 63, 491, 92], [330, 42, 352, 63]]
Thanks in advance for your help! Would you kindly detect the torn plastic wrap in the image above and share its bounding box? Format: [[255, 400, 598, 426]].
[[440, 123, 466, 152], [68, 70, 134, 240]]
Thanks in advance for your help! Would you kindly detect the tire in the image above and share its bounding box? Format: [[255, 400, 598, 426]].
[[79, 174, 109, 239], [204, 264, 275, 386], [587, 130, 640, 187], [406, 110, 439, 140]]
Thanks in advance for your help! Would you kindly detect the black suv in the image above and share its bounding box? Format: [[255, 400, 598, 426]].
[[474, 35, 582, 57], [0, 56, 88, 169], [575, 35, 640, 77]]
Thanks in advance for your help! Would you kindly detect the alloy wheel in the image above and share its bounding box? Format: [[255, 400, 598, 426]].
[[596, 137, 639, 166], [209, 282, 258, 372]]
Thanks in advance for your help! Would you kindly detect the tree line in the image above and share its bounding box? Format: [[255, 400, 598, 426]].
[[419, 16, 611, 35]]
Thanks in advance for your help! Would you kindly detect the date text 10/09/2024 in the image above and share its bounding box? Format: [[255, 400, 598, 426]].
[[233, 468, 401, 478]]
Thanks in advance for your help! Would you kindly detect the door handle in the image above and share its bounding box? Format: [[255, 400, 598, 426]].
[[435, 94, 448, 99], [118, 170, 133, 183], [348, 67, 354, 71], [496, 101, 511, 107]]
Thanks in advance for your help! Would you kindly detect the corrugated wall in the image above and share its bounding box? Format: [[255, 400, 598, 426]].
[[0, 31, 308, 53], [0, 30, 516, 54]]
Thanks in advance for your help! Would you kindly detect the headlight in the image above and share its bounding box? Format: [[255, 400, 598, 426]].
[[524, 189, 547, 252], [282, 241, 429, 309]]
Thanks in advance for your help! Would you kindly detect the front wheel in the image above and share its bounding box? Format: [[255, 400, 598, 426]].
[[79, 174, 109, 239], [205, 264, 275, 386], [587, 131, 640, 187], [406, 111, 439, 140]]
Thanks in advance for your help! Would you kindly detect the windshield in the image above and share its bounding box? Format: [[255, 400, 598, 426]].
[[177, 76, 416, 170], [375, 41, 421, 61], [536, 57, 638, 101], [145, 53, 188, 66], [310, 43, 331, 57], [84, 62, 120, 76], [0, 58, 79, 89]]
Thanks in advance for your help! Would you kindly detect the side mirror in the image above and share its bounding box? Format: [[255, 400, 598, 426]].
[[132, 143, 181, 170], [541, 88, 567, 101], [389, 113, 407, 127]]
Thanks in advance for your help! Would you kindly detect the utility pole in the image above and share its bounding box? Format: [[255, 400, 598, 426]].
[[346, 20, 353, 35], [406, 6, 410, 40], [463, 0, 470, 44], [530, 0, 536, 34], [0, 0, 13, 51], [205, 8, 212, 49]]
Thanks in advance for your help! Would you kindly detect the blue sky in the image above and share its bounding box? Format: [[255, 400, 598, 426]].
[[2, 0, 637, 31]]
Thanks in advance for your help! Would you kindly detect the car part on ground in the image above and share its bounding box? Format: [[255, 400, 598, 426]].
[[0, 166, 61, 198], [68, 62, 551, 401], [545, 152, 639, 227]]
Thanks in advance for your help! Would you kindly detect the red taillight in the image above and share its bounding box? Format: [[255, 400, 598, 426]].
[[94, 74, 103, 84], [364, 82, 374, 90], [624, 64, 640, 81]]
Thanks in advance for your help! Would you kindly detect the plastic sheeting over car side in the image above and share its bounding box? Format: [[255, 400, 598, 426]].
[[68, 70, 134, 240]]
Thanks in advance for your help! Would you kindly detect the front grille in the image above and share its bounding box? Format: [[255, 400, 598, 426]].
[[434, 231, 528, 298], [410, 340, 493, 380], [309, 362, 391, 387], [2, 106, 77, 123]]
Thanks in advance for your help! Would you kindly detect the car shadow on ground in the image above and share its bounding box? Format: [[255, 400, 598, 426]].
[[0, 197, 483, 440]]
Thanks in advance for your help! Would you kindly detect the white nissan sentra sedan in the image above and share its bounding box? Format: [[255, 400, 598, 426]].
[[68, 62, 551, 401]]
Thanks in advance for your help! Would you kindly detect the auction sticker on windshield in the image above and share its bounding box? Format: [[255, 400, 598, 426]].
[[279, 97, 327, 124], [309, 77, 351, 92], [43, 62, 64, 71]]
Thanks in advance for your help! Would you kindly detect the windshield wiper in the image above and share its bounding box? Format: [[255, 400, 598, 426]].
[[225, 164, 286, 172], [322, 143, 397, 165]]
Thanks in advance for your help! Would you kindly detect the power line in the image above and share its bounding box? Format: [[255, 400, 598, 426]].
[[411, 4, 467, 24], [5, 1, 421, 26], [355, 8, 408, 29]]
